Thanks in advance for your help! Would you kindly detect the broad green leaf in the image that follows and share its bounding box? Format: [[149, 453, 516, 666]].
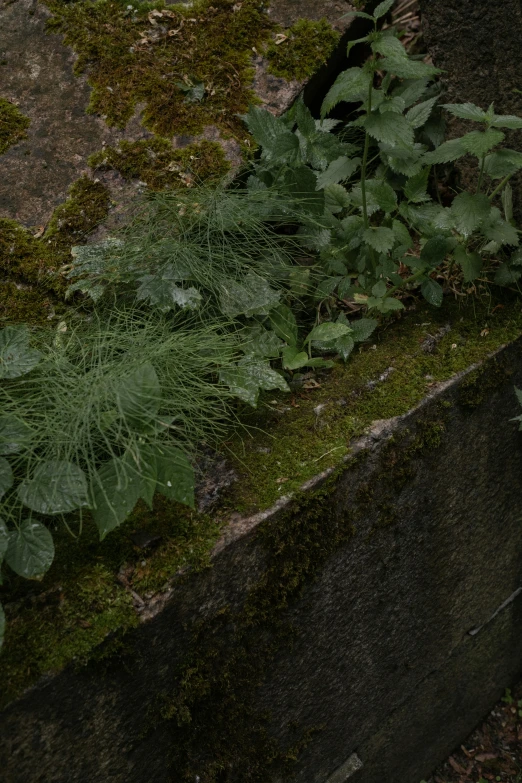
[[421, 235, 454, 266], [366, 180, 397, 213], [335, 334, 355, 361], [321, 68, 372, 118], [363, 226, 396, 253], [453, 246, 482, 282], [219, 367, 260, 406], [119, 447, 158, 510], [372, 280, 387, 298], [91, 457, 142, 539], [239, 361, 290, 393], [423, 138, 467, 164], [494, 263, 521, 286], [220, 273, 281, 317], [406, 97, 438, 129], [155, 444, 195, 508], [0, 415, 32, 456], [271, 131, 301, 163], [116, 363, 161, 430], [315, 119, 342, 132], [0, 326, 42, 380], [404, 167, 431, 203], [364, 111, 415, 146], [379, 55, 440, 80], [295, 98, 316, 139], [460, 129, 505, 158], [316, 156, 361, 189], [421, 278, 444, 307], [269, 304, 298, 346], [374, 0, 395, 18], [442, 103, 487, 122], [307, 322, 352, 343], [243, 327, 282, 359], [491, 115, 522, 130], [283, 166, 325, 215], [136, 270, 202, 312], [367, 296, 404, 313], [0, 519, 8, 561], [244, 105, 287, 150], [350, 318, 378, 342], [18, 460, 90, 515], [380, 142, 425, 177], [392, 219, 413, 249], [423, 112, 446, 148], [0, 601, 4, 650], [450, 192, 491, 237], [502, 182, 514, 224], [325, 184, 351, 214], [5, 520, 54, 579], [342, 10, 374, 20], [394, 78, 430, 108], [484, 148, 522, 179], [371, 33, 406, 58], [282, 346, 309, 370], [482, 207, 519, 246], [0, 458, 13, 500]]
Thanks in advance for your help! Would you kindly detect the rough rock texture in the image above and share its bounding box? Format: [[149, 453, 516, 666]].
[[2, 339, 522, 783]]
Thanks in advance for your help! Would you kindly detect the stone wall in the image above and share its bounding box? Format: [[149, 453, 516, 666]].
[[2, 337, 522, 783]]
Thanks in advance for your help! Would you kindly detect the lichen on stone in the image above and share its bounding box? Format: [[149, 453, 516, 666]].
[[88, 137, 230, 190], [0, 98, 30, 155], [266, 18, 341, 82]]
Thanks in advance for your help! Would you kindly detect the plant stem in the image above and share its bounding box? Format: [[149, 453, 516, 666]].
[[384, 267, 426, 298], [489, 171, 516, 201], [360, 72, 374, 231], [476, 154, 486, 194]]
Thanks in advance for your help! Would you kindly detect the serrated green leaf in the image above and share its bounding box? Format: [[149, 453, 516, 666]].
[[283, 166, 325, 215], [450, 192, 491, 236], [421, 235, 453, 266], [307, 322, 352, 343], [374, 0, 395, 18], [0, 326, 42, 380], [5, 520, 54, 579], [342, 10, 374, 20], [0, 519, 8, 561], [491, 115, 522, 130], [380, 142, 425, 177], [0, 458, 13, 500], [324, 184, 351, 214], [372, 280, 387, 298], [453, 245, 483, 282], [0, 415, 32, 456], [379, 55, 440, 80], [364, 111, 415, 146], [442, 103, 487, 122], [316, 156, 361, 189], [404, 167, 431, 202], [406, 97, 438, 129], [220, 273, 281, 317], [282, 346, 309, 370], [421, 277, 444, 306], [271, 131, 301, 163], [18, 460, 90, 515], [423, 111, 446, 148], [482, 207, 519, 246], [350, 318, 378, 342], [244, 105, 287, 150], [91, 457, 142, 539], [371, 33, 406, 58], [494, 262, 521, 286], [295, 98, 316, 139], [394, 78, 430, 108], [136, 269, 202, 313], [335, 334, 355, 361], [363, 226, 396, 253], [367, 180, 398, 213], [502, 182, 514, 224], [116, 363, 161, 430], [460, 129, 505, 157], [484, 148, 522, 179], [392, 219, 413, 249], [321, 68, 372, 118], [423, 137, 467, 164], [269, 304, 298, 346], [155, 444, 194, 508]]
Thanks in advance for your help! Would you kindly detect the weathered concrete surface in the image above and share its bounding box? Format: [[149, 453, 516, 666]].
[[0, 0, 368, 229], [2, 339, 522, 783]]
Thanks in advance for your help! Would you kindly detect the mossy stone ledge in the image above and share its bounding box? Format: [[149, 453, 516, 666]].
[[2, 297, 522, 783]]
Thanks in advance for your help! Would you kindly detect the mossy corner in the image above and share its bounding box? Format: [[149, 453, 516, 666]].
[[0, 98, 30, 156], [266, 18, 341, 82]]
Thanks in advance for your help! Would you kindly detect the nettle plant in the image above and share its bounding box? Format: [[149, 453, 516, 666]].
[[244, 0, 522, 316]]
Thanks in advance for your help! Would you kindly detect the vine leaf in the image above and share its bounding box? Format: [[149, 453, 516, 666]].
[[18, 461, 90, 515], [5, 520, 55, 580], [0, 458, 13, 500], [0, 326, 42, 380]]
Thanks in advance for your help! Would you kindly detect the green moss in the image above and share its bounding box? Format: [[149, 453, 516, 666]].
[[0, 98, 30, 155], [0, 283, 61, 325], [266, 18, 341, 82], [45, 0, 273, 139], [0, 176, 110, 303], [226, 296, 522, 511], [89, 137, 230, 190], [458, 355, 514, 409]]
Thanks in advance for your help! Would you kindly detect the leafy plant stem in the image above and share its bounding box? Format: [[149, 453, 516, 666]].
[[489, 172, 517, 201], [476, 154, 486, 194], [383, 267, 427, 298], [360, 72, 374, 232]]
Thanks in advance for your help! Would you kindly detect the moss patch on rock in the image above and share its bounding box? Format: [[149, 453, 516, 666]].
[[266, 18, 341, 82], [0, 176, 110, 305], [45, 0, 273, 139], [0, 98, 30, 155], [89, 137, 230, 190]]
